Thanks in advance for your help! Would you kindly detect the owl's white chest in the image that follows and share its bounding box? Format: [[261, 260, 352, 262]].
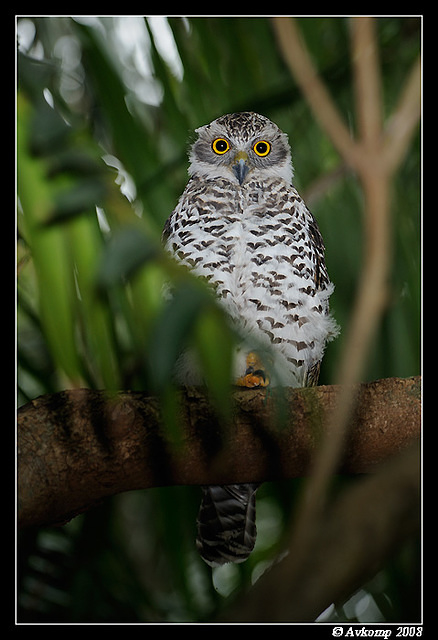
[[165, 177, 337, 385]]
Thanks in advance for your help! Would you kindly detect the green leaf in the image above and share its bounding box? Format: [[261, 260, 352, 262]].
[[73, 22, 153, 190], [96, 226, 161, 289], [193, 304, 235, 421], [29, 98, 71, 156], [68, 213, 121, 389], [17, 93, 83, 383], [46, 149, 105, 178], [45, 179, 107, 225], [146, 282, 207, 392]]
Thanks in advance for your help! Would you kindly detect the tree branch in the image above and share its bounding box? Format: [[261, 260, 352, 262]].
[[351, 17, 383, 149], [17, 376, 420, 529], [383, 54, 421, 175], [271, 17, 360, 167]]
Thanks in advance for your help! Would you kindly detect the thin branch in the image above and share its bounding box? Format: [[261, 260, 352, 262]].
[[351, 17, 383, 149], [17, 377, 420, 529], [271, 18, 360, 168], [383, 55, 422, 175]]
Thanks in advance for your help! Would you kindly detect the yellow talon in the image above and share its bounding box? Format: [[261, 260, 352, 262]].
[[236, 373, 270, 388], [236, 352, 270, 388]]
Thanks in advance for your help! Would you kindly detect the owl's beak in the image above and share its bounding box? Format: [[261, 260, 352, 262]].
[[232, 151, 250, 185]]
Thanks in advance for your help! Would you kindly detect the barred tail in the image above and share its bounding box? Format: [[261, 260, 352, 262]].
[[196, 483, 259, 567]]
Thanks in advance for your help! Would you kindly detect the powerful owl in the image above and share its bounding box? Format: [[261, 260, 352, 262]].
[[162, 112, 339, 566]]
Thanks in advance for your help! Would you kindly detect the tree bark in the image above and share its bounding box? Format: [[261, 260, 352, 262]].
[[17, 376, 420, 529]]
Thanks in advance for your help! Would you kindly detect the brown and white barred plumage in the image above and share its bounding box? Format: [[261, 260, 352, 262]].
[[162, 112, 338, 566]]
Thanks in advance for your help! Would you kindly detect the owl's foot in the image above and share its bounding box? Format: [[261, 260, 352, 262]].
[[236, 352, 270, 388], [236, 373, 269, 388]]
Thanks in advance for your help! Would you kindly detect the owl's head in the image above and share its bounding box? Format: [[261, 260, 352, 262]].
[[188, 112, 294, 186]]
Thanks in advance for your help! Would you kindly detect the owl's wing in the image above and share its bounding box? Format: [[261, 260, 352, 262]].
[[305, 209, 330, 292], [161, 214, 173, 246]]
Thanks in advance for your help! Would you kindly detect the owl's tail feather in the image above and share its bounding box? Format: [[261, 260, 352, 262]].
[[196, 483, 259, 566]]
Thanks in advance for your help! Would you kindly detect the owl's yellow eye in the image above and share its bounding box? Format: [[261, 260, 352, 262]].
[[253, 140, 271, 157], [212, 138, 230, 155]]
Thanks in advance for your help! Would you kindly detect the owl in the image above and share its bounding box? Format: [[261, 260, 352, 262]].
[[162, 112, 339, 566]]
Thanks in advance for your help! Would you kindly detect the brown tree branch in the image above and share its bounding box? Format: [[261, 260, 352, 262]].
[[383, 54, 422, 175], [351, 17, 383, 149], [271, 17, 361, 167], [17, 376, 420, 529]]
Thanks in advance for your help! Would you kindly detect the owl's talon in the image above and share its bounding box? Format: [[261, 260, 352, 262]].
[[236, 372, 270, 388], [236, 352, 270, 387]]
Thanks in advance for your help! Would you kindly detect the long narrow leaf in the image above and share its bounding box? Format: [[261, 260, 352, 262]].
[[68, 213, 121, 389], [17, 94, 83, 383]]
